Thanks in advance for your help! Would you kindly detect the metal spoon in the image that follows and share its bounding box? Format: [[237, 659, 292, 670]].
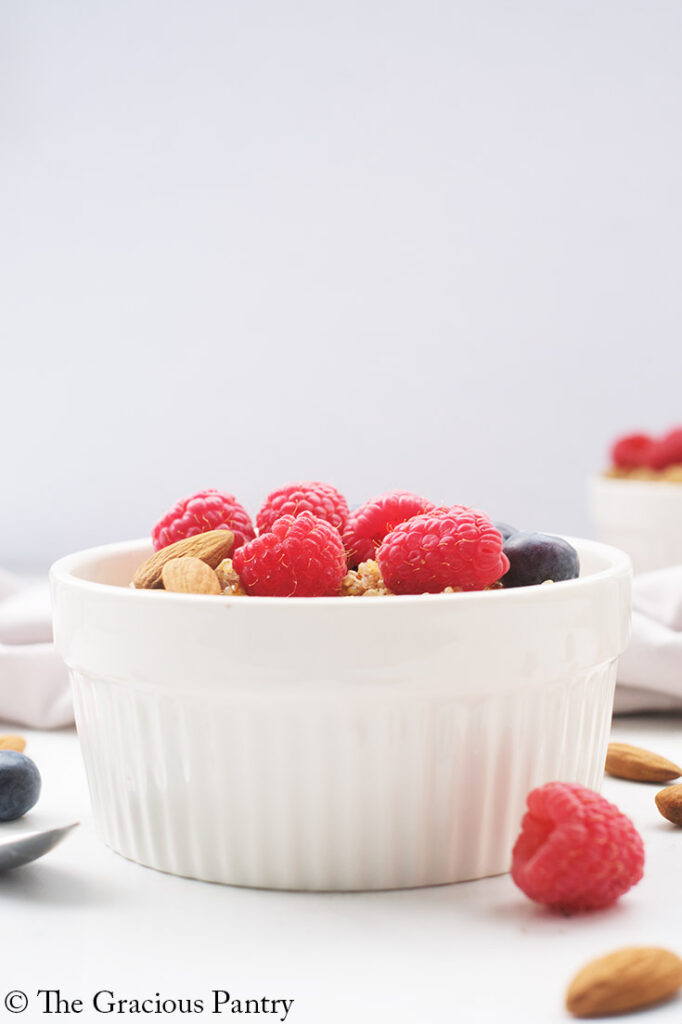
[[0, 823, 78, 872]]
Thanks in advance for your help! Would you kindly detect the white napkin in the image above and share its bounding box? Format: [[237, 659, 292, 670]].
[[615, 566, 682, 713], [0, 570, 72, 729]]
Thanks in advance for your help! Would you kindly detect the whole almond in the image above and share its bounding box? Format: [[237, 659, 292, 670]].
[[566, 947, 682, 1017], [161, 557, 221, 595], [133, 530, 234, 589], [0, 735, 26, 753], [655, 783, 682, 825], [605, 742, 681, 782]]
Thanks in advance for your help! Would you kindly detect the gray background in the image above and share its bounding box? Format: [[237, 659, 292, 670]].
[[3, 1, 682, 569]]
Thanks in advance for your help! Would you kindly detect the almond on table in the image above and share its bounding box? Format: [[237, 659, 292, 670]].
[[0, 735, 26, 753], [566, 947, 682, 1018], [655, 783, 682, 825], [605, 742, 681, 782]]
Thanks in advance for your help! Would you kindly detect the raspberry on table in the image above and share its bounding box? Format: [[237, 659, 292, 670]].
[[233, 511, 347, 597], [503, 532, 579, 588], [511, 782, 644, 912], [342, 491, 435, 568], [152, 490, 255, 553], [257, 481, 349, 536], [376, 506, 508, 594]]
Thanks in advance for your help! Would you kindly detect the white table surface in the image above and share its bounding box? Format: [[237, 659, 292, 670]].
[[4, 714, 682, 1023]]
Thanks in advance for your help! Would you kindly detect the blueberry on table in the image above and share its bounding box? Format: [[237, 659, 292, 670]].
[[0, 752, 41, 821], [492, 521, 519, 541], [502, 532, 580, 588]]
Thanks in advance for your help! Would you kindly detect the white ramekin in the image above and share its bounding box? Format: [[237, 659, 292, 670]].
[[591, 475, 682, 574], [50, 537, 631, 892]]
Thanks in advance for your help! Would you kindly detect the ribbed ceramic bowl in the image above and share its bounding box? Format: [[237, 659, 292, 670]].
[[591, 475, 682, 574], [50, 536, 631, 891]]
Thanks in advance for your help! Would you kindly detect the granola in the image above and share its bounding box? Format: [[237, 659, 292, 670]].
[[215, 558, 247, 597], [605, 465, 682, 482], [340, 560, 391, 596]]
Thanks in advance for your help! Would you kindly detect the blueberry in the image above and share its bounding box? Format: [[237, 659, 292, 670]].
[[493, 521, 519, 541], [0, 752, 41, 821], [502, 532, 580, 588]]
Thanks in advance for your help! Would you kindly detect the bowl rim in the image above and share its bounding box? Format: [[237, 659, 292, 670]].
[[50, 535, 632, 608]]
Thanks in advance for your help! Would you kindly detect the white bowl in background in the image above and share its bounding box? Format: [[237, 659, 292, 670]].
[[591, 475, 682, 574], [50, 537, 631, 891]]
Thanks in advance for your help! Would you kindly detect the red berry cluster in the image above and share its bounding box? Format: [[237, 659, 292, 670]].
[[611, 427, 682, 471], [151, 483, 509, 598]]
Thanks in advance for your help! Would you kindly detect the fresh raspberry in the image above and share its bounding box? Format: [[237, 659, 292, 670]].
[[342, 491, 435, 568], [511, 782, 644, 912], [376, 506, 508, 594], [257, 481, 349, 535], [232, 511, 347, 597], [152, 489, 255, 552], [611, 433, 655, 470], [649, 428, 682, 470]]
